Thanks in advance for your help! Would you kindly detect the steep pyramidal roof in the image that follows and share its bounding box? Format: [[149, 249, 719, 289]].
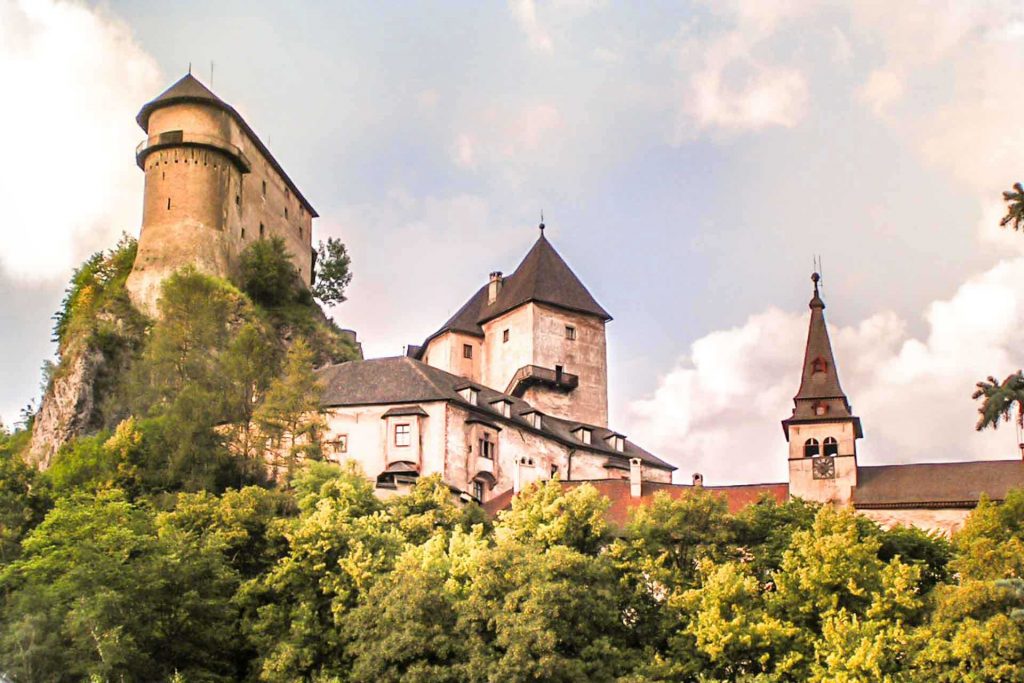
[[782, 273, 862, 437], [136, 74, 225, 131], [421, 231, 611, 346]]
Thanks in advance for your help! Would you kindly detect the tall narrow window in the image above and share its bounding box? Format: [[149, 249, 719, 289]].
[[804, 438, 820, 458], [565, 325, 577, 340], [167, 197, 171, 210], [241, 228, 246, 239], [262, 180, 267, 196], [394, 424, 411, 447], [463, 344, 473, 359], [235, 194, 241, 206], [285, 207, 289, 219], [503, 329, 509, 343], [259, 223, 265, 239], [472, 480, 484, 501], [823, 437, 839, 457], [478, 433, 495, 459]]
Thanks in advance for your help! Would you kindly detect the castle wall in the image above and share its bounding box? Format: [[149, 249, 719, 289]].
[[320, 398, 667, 503], [128, 99, 314, 314], [527, 303, 608, 427], [857, 507, 972, 536], [481, 305, 535, 393], [422, 331, 481, 381]]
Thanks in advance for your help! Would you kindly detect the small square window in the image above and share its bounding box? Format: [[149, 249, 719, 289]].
[[330, 435, 348, 454], [463, 344, 473, 359], [565, 325, 577, 340], [394, 424, 411, 447], [503, 329, 509, 343]]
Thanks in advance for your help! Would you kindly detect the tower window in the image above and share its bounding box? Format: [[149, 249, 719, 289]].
[[285, 207, 289, 219], [823, 437, 839, 457], [813, 402, 829, 416], [262, 180, 267, 196], [394, 424, 411, 447], [565, 325, 577, 340], [236, 194, 241, 206], [166, 197, 171, 210], [478, 433, 495, 459], [804, 438, 820, 458], [241, 228, 246, 239], [503, 329, 509, 343], [463, 344, 473, 359], [811, 357, 827, 374], [259, 223, 265, 238]]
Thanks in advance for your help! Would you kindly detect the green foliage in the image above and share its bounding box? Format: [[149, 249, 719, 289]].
[[313, 237, 353, 306], [256, 338, 325, 476], [973, 371, 1024, 431], [1000, 181, 1024, 232], [0, 431, 50, 565], [239, 236, 302, 307]]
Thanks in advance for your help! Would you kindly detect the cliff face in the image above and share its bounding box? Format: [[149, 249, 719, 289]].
[[27, 347, 106, 468]]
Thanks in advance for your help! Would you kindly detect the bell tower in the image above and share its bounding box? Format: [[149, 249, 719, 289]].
[[782, 273, 862, 505]]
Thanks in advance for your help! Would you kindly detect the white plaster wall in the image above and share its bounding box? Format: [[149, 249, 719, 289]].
[[788, 422, 859, 504], [423, 331, 481, 380], [481, 306, 535, 393], [858, 507, 972, 536]]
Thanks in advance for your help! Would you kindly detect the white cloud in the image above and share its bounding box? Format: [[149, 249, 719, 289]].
[[858, 69, 904, 116], [628, 258, 1024, 485], [450, 103, 562, 170], [0, 0, 160, 282], [508, 0, 553, 53]]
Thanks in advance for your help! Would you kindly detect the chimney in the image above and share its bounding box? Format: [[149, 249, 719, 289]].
[[488, 271, 503, 304], [692, 472, 704, 487], [629, 457, 643, 498]]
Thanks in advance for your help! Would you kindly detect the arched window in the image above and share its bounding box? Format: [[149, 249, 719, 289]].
[[804, 438, 820, 458], [823, 436, 839, 457], [811, 357, 827, 374]]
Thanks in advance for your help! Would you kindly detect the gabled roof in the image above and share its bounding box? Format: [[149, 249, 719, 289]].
[[317, 356, 672, 470], [135, 74, 318, 218], [417, 233, 611, 348], [853, 459, 1024, 508], [783, 274, 861, 437]]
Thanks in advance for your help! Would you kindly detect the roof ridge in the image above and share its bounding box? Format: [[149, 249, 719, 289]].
[[402, 357, 457, 398]]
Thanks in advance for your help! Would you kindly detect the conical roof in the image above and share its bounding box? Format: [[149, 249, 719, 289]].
[[136, 73, 225, 131], [421, 231, 611, 346], [782, 274, 861, 438]]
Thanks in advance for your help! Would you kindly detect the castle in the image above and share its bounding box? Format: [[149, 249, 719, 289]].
[[126, 74, 317, 314], [127, 75, 1024, 534]]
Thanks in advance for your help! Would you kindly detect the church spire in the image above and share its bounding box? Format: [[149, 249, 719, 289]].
[[783, 273, 862, 437]]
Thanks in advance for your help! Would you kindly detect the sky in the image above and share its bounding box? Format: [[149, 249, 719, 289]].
[[3, 0, 1024, 483]]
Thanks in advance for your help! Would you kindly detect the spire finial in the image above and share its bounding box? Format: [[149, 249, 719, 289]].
[[539, 210, 545, 234], [188, 61, 192, 75], [811, 271, 820, 296]]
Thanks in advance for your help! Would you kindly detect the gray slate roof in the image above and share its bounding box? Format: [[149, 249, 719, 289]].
[[853, 459, 1024, 508], [317, 356, 674, 471], [418, 234, 611, 347]]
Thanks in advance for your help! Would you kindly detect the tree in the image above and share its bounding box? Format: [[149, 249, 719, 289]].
[[255, 339, 325, 477], [1000, 182, 1024, 232], [312, 237, 352, 306], [238, 237, 301, 307], [972, 371, 1024, 431]]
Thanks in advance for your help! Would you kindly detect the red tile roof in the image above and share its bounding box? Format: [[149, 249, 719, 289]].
[[483, 479, 789, 527]]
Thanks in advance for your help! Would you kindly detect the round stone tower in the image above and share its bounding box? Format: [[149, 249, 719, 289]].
[[126, 74, 317, 315]]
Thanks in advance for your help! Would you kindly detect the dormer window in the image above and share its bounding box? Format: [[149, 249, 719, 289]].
[[526, 412, 542, 429], [459, 387, 479, 406], [813, 401, 829, 416], [575, 427, 592, 445], [492, 399, 512, 418], [811, 357, 827, 374], [804, 438, 820, 458], [823, 436, 839, 457], [607, 434, 625, 452]]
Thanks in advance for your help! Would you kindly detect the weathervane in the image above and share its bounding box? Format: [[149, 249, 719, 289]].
[[539, 210, 545, 233]]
